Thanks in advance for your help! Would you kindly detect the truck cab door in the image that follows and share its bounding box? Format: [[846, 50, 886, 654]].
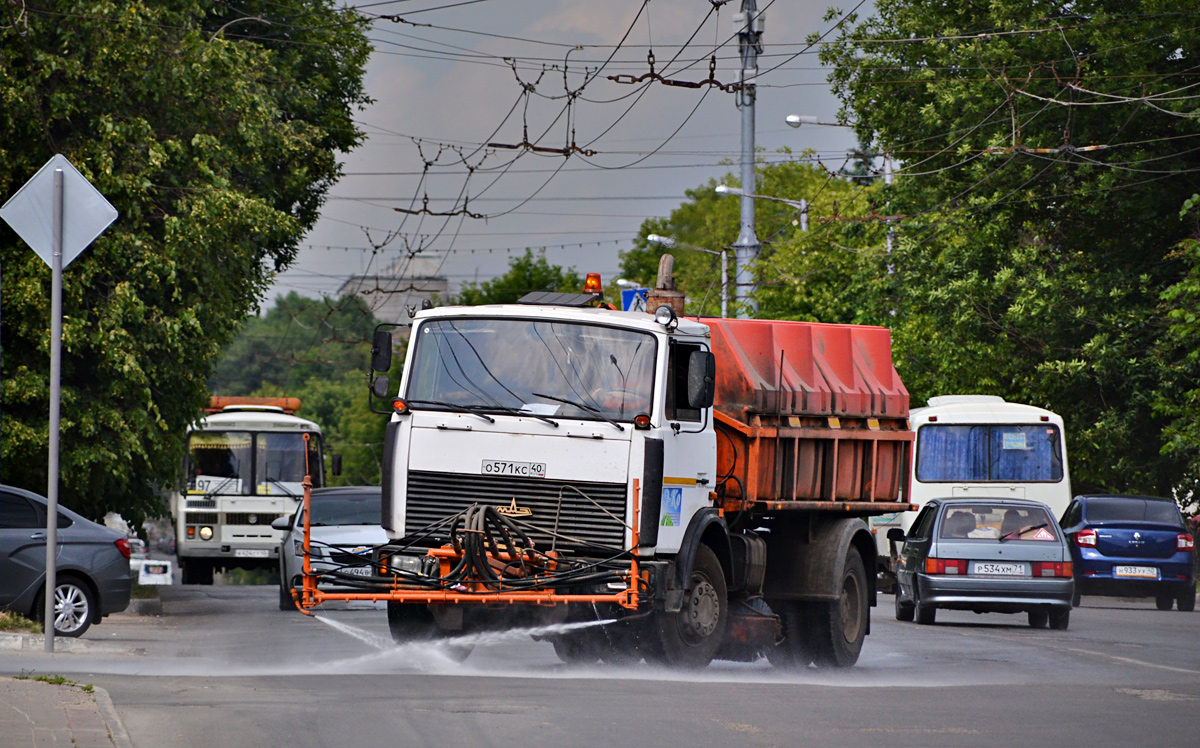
[[651, 340, 716, 554]]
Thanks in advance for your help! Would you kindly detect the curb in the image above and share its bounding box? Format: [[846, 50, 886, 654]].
[[93, 685, 136, 748], [124, 599, 163, 616], [0, 632, 143, 654]]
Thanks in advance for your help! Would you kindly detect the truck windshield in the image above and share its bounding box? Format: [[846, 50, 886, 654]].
[[407, 318, 657, 422], [916, 424, 1064, 483]]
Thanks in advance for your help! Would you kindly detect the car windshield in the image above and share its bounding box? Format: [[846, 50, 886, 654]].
[[939, 503, 1059, 541], [1086, 498, 1180, 525], [916, 424, 1065, 482], [406, 318, 657, 422], [303, 493, 381, 526]]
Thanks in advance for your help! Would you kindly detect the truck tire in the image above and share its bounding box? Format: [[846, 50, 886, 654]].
[[656, 544, 727, 668], [551, 628, 603, 665], [765, 601, 817, 667], [806, 549, 869, 668], [387, 603, 472, 662]]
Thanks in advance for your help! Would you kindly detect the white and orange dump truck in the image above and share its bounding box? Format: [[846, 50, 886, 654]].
[[293, 267, 913, 668]]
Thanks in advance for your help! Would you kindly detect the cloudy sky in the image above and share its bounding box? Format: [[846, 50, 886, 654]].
[[269, 0, 866, 309]]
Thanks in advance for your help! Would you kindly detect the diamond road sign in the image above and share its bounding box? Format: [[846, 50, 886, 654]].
[[0, 154, 118, 268]]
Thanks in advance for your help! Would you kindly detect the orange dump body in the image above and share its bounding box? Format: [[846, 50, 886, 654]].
[[703, 319, 912, 510], [207, 396, 302, 415]]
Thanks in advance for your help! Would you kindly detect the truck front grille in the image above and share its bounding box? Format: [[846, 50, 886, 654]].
[[405, 471, 628, 554], [224, 512, 282, 526]]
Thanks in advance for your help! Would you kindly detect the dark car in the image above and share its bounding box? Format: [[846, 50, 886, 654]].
[[0, 484, 133, 636], [1060, 495, 1196, 611], [892, 497, 1075, 629]]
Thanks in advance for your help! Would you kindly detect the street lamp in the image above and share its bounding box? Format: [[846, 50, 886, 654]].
[[646, 234, 728, 319], [785, 114, 845, 128], [715, 185, 808, 232]]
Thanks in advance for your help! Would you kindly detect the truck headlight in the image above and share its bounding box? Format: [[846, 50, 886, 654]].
[[199, 526, 214, 541]]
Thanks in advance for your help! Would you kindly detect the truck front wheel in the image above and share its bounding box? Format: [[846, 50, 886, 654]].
[[657, 544, 727, 668], [806, 548, 869, 668]]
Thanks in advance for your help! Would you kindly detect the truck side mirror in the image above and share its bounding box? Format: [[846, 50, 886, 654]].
[[370, 376, 391, 399], [686, 350, 716, 409], [886, 528, 906, 543], [330, 453, 343, 477], [371, 330, 393, 373]]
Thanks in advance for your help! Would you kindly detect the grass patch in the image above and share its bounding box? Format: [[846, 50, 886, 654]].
[[130, 582, 161, 600], [12, 671, 93, 693], [0, 611, 42, 634], [221, 568, 273, 585]]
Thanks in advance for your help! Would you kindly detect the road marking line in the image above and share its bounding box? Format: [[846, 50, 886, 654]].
[[1060, 647, 1200, 676]]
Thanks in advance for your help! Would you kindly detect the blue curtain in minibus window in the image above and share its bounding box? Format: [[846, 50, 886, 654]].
[[990, 426, 1063, 481], [915, 425, 989, 481], [916, 425, 1063, 482]]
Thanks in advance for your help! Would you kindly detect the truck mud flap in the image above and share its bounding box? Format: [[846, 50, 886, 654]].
[[639, 438, 664, 548]]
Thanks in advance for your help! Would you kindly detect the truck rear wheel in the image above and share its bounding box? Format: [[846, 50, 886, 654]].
[[551, 629, 603, 665], [656, 544, 727, 668], [806, 549, 869, 668], [765, 601, 817, 667]]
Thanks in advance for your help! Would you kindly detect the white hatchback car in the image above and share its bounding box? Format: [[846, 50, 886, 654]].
[[273, 486, 388, 610]]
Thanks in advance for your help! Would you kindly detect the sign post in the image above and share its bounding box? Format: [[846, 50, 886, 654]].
[[0, 154, 117, 651]]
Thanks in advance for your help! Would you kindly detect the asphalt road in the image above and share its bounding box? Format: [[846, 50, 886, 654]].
[[2, 585, 1198, 748]]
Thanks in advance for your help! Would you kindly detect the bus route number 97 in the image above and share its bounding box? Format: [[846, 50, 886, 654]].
[[481, 460, 546, 478]]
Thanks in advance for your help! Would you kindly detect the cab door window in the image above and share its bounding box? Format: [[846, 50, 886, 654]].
[[665, 342, 703, 422]]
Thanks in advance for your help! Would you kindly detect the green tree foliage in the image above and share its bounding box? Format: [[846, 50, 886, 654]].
[[210, 293, 379, 393], [0, 1, 371, 524], [821, 1, 1200, 495], [623, 159, 890, 323], [212, 291, 403, 487], [456, 250, 582, 305]]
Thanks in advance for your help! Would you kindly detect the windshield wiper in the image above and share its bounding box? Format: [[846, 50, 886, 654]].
[[404, 399, 495, 423], [263, 477, 299, 498], [201, 476, 238, 501], [1000, 522, 1047, 542], [473, 403, 559, 428], [532, 392, 624, 432]]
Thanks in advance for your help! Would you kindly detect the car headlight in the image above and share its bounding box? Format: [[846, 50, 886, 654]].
[[199, 526, 214, 541]]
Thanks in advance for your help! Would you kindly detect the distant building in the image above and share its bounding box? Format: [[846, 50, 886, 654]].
[[337, 255, 449, 327]]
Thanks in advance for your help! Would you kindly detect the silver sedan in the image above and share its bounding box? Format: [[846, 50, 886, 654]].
[[892, 497, 1075, 629]]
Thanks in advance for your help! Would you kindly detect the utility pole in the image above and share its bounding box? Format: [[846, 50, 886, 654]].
[[733, 0, 763, 318]]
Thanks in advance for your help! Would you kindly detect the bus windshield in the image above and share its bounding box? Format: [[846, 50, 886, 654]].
[[406, 318, 657, 422], [916, 424, 1064, 483], [255, 433, 321, 495], [188, 432, 251, 494], [187, 431, 322, 495]]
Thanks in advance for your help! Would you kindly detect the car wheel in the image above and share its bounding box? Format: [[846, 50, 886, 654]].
[[895, 590, 915, 622], [1178, 588, 1196, 613], [278, 562, 296, 611], [1028, 608, 1049, 628], [1156, 595, 1175, 611], [1048, 608, 1070, 630], [34, 577, 96, 638], [1071, 587, 1081, 608], [914, 589, 936, 625]]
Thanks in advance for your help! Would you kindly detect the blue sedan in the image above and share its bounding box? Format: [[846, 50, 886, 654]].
[[1060, 495, 1196, 611]]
